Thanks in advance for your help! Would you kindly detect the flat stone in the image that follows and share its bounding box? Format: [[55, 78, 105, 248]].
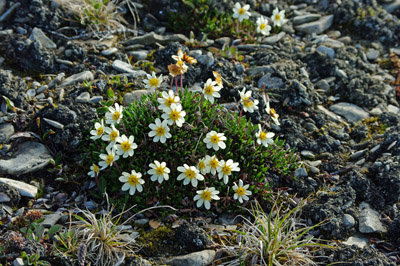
[[0, 141, 52, 175], [295, 15, 334, 34], [60, 71, 93, 88], [387, 104, 400, 114], [16, 26, 27, 35], [261, 31, 286, 45], [123, 90, 152, 106], [42, 117, 64, 129], [317, 105, 344, 122], [315, 79, 330, 91], [301, 150, 315, 159], [317, 45, 335, 59], [127, 50, 149, 61], [343, 214, 356, 228], [101, 47, 118, 56], [292, 13, 321, 25], [55, 58, 74, 67], [26, 89, 36, 98], [342, 234, 369, 248], [0, 178, 38, 198], [359, 202, 387, 233], [391, 47, 400, 56], [0, 192, 11, 202], [89, 96, 103, 104], [337, 36, 352, 44], [12, 257, 24, 266], [0, 2, 20, 22], [76, 92, 91, 103], [112, 60, 147, 77], [366, 50, 379, 61], [196, 52, 214, 68], [294, 167, 308, 178], [123, 32, 189, 46], [382, 0, 400, 13], [164, 250, 216, 266], [329, 102, 370, 122], [42, 212, 63, 228], [29, 27, 57, 49], [0, 123, 14, 143], [258, 73, 284, 89], [350, 149, 368, 161], [323, 38, 345, 48], [336, 68, 347, 79]]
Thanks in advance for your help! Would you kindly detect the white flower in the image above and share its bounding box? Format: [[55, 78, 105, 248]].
[[233, 180, 252, 203], [148, 160, 170, 184], [161, 103, 186, 127], [90, 119, 105, 140], [232, 2, 251, 22], [177, 164, 204, 187], [105, 103, 123, 125], [158, 90, 180, 112], [204, 155, 220, 175], [203, 78, 222, 104], [256, 124, 275, 147], [193, 187, 220, 210], [102, 124, 119, 149], [119, 170, 144, 195], [88, 164, 100, 178], [116, 135, 137, 158], [217, 159, 240, 184], [203, 131, 226, 151], [144, 71, 163, 90], [240, 88, 259, 113], [271, 8, 288, 27], [197, 157, 208, 175], [148, 118, 171, 143], [99, 147, 119, 170], [265, 101, 280, 125], [256, 16, 271, 36]]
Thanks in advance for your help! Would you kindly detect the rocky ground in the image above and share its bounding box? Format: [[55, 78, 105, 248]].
[[1, 0, 400, 265]]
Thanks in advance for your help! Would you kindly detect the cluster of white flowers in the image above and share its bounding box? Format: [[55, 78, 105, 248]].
[[232, 2, 288, 37]]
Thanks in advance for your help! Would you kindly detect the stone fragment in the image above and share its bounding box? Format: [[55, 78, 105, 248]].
[[29, 27, 57, 49], [329, 102, 369, 122], [42, 212, 63, 228], [164, 250, 216, 266], [123, 90, 152, 106], [295, 15, 334, 34], [343, 214, 356, 228], [76, 92, 91, 103], [317, 105, 343, 122], [343, 234, 369, 248], [317, 45, 335, 58], [12, 258, 24, 266], [387, 104, 400, 114], [101, 47, 118, 56], [0, 123, 14, 143], [0, 142, 52, 175], [294, 167, 308, 178], [382, 0, 400, 13], [366, 50, 379, 61], [60, 71, 93, 88], [196, 52, 214, 68], [127, 50, 149, 61], [0, 178, 38, 198], [262, 32, 285, 44], [123, 32, 189, 46], [112, 60, 147, 77], [292, 14, 321, 25], [42, 117, 64, 129], [89, 96, 103, 104], [359, 202, 387, 233], [0, 2, 20, 22]]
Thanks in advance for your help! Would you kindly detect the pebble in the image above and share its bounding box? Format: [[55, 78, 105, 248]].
[[0, 2, 20, 22], [323, 38, 344, 48], [315, 79, 330, 91], [37, 85, 48, 93], [112, 60, 147, 77], [342, 234, 369, 248], [196, 52, 214, 68], [258, 73, 284, 89], [366, 49, 379, 61], [43, 117, 64, 129], [0, 123, 14, 143], [294, 167, 308, 178], [123, 32, 189, 46], [0, 192, 11, 203], [127, 50, 149, 61], [307, 177, 318, 186], [329, 102, 370, 122], [370, 107, 383, 116], [387, 104, 400, 114], [343, 214, 356, 228], [16, 26, 27, 35], [101, 47, 118, 56], [308, 165, 320, 174], [89, 96, 103, 104], [76, 92, 91, 103], [26, 89, 36, 98], [29, 27, 57, 49], [359, 202, 387, 233], [60, 71, 94, 88], [350, 149, 368, 161], [316, 45, 335, 59], [0, 178, 38, 198], [317, 105, 343, 122], [12, 258, 24, 266], [261, 31, 286, 44], [0, 141, 52, 175], [135, 218, 150, 225], [48, 72, 65, 89], [381, 0, 400, 13], [36, 93, 45, 99], [335, 68, 347, 79], [301, 150, 315, 159], [294, 15, 334, 34], [292, 14, 321, 25], [55, 58, 74, 67], [123, 90, 152, 106], [164, 250, 216, 266], [42, 212, 63, 228]]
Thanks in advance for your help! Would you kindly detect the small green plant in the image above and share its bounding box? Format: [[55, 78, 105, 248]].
[[208, 44, 245, 62], [21, 251, 50, 266], [219, 198, 330, 265]]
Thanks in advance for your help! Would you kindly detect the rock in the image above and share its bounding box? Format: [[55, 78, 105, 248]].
[[336, 68, 347, 79], [123, 90, 152, 106], [42, 117, 64, 129], [382, 0, 400, 13], [123, 32, 189, 46], [317, 105, 343, 122], [323, 38, 345, 48], [387, 104, 400, 114], [0, 178, 38, 198], [0, 141, 52, 175], [42, 212, 63, 228], [29, 28, 57, 49], [350, 149, 368, 161], [174, 222, 212, 252], [134, 218, 149, 226], [0, 0, 6, 15], [359, 202, 387, 233], [76, 92, 91, 103], [292, 14, 321, 25], [261, 31, 286, 44], [101, 47, 118, 56], [0, 183, 20, 205], [301, 150, 315, 159], [0, 192, 10, 203], [60, 71, 93, 88], [196, 52, 214, 68], [329, 102, 370, 122], [12, 258, 24, 266], [315, 79, 330, 91], [89, 96, 103, 104], [0, 2, 20, 22], [316, 45, 335, 59], [112, 60, 147, 77], [55, 58, 74, 67], [366, 50, 379, 61], [258, 73, 284, 89], [48, 73, 65, 89], [342, 234, 369, 248], [343, 214, 356, 228], [164, 250, 216, 266], [0, 123, 14, 143], [337, 36, 352, 44], [295, 15, 334, 34], [127, 50, 149, 61], [26, 89, 36, 98], [294, 167, 308, 178], [16, 26, 27, 35]]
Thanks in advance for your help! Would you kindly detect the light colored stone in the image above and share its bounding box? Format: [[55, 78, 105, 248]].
[[366, 50, 379, 61], [370, 107, 383, 116], [292, 14, 321, 25], [101, 47, 118, 56], [343, 214, 356, 228], [165, 250, 216, 266], [29, 27, 57, 49], [262, 32, 285, 44], [294, 167, 308, 178], [0, 192, 11, 202], [127, 50, 149, 61], [12, 257, 24, 266], [295, 15, 334, 34], [123, 32, 189, 46], [359, 202, 387, 233], [342, 234, 369, 248], [0, 141, 52, 175], [123, 90, 152, 106], [112, 60, 147, 77], [323, 38, 345, 48], [42, 117, 64, 129], [387, 104, 400, 114], [382, 0, 400, 13], [0, 123, 14, 143], [0, 178, 38, 198], [317, 45, 335, 58], [0, 2, 20, 22], [60, 71, 93, 88], [317, 105, 344, 123], [42, 212, 63, 228], [329, 102, 369, 122], [76, 92, 91, 103], [89, 96, 103, 104]]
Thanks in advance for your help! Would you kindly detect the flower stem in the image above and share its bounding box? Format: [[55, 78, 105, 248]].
[[238, 107, 243, 125], [113, 161, 122, 175], [121, 120, 128, 135], [175, 76, 178, 92], [180, 75, 183, 94]]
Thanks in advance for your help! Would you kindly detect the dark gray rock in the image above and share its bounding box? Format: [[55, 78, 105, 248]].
[[316, 45, 335, 59], [329, 102, 370, 122], [0, 182, 20, 205], [0, 123, 14, 143]]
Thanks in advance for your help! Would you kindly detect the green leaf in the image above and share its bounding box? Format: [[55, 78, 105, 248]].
[[230, 46, 237, 56], [96, 107, 108, 115], [2, 96, 16, 113], [105, 99, 114, 107], [237, 55, 245, 61], [107, 88, 114, 99], [207, 47, 219, 54], [48, 224, 62, 236]]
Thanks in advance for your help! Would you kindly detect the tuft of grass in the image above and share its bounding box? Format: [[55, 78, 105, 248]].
[[219, 198, 330, 266]]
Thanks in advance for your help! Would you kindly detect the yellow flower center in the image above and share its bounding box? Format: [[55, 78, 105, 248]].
[[236, 187, 246, 196], [275, 14, 281, 20], [238, 7, 246, 15], [155, 166, 165, 175], [169, 110, 180, 121], [198, 161, 206, 170], [201, 190, 212, 201], [156, 126, 166, 136], [149, 77, 159, 87], [112, 111, 120, 121], [93, 165, 99, 173], [97, 127, 103, 135], [270, 108, 279, 118], [128, 174, 140, 186], [105, 155, 114, 165], [210, 135, 220, 144], [259, 131, 267, 140], [222, 166, 232, 175], [185, 169, 196, 179], [260, 23, 266, 30], [121, 141, 131, 151], [210, 159, 219, 169], [204, 85, 214, 95], [166, 98, 175, 107], [243, 98, 254, 108], [110, 131, 118, 141]]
